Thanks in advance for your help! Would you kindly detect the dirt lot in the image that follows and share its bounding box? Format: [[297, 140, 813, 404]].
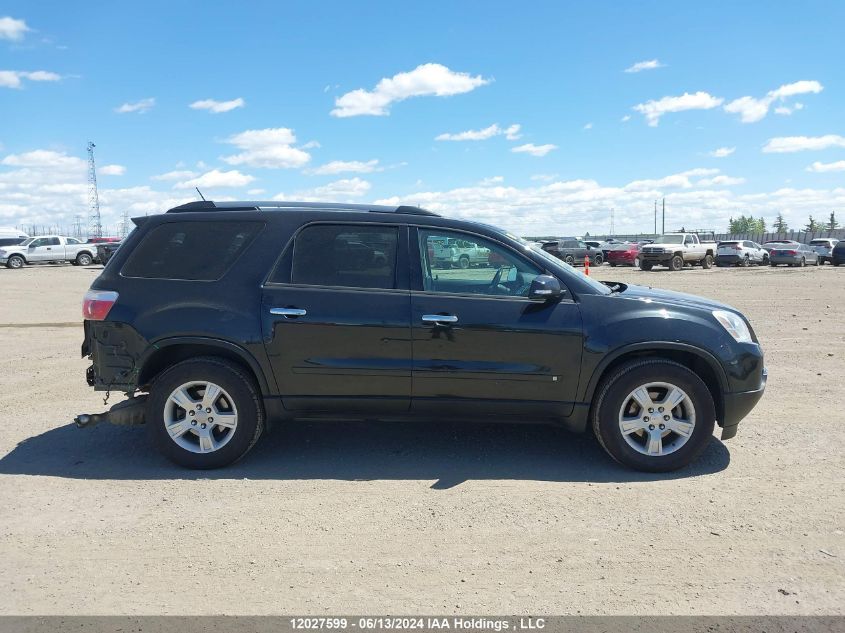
[[0, 262, 842, 615]]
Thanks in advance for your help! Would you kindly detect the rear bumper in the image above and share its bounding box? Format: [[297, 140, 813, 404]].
[[720, 367, 767, 440], [769, 256, 801, 264], [716, 254, 742, 264]]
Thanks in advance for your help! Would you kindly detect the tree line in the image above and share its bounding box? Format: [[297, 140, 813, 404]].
[[728, 211, 839, 234]]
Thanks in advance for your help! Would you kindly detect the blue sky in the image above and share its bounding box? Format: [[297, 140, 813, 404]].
[[2, 1, 844, 235]]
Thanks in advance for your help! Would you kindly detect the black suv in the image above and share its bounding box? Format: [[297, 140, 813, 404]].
[[80, 200, 766, 472]]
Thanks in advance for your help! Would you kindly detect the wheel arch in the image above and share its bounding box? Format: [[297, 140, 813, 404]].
[[582, 343, 728, 426], [137, 337, 270, 395]]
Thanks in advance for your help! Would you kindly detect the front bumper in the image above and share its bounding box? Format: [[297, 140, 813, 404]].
[[720, 367, 767, 439]]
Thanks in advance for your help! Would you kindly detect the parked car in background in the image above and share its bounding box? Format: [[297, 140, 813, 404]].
[[607, 242, 642, 267], [769, 243, 819, 267], [716, 241, 769, 267], [0, 235, 96, 269], [832, 240, 845, 266], [0, 227, 29, 248], [541, 239, 603, 265], [77, 199, 765, 472], [96, 241, 123, 266], [639, 233, 717, 271], [431, 236, 490, 268], [809, 238, 839, 264], [87, 236, 122, 244], [762, 240, 800, 253]]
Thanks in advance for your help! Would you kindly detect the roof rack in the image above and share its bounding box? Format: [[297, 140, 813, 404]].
[[166, 200, 438, 216]]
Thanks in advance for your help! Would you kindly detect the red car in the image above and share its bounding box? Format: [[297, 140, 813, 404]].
[[608, 243, 642, 267]]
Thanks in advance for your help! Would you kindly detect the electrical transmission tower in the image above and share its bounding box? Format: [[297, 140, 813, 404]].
[[120, 208, 130, 238], [87, 141, 102, 239]]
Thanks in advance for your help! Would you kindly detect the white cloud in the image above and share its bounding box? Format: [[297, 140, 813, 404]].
[[100, 164, 126, 176], [1, 149, 84, 169], [762, 135, 845, 153], [624, 59, 664, 73], [634, 92, 724, 126], [173, 169, 255, 190], [115, 98, 155, 114], [697, 174, 746, 187], [806, 160, 845, 173], [435, 122, 522, 142], [301, 140, 321, 149], [278, 177, 372, 202], [0, 70, 61, 89], [0, 16, 30, 41], [479, 176, 504, 186], [189, 97, 245, 113], [331, 63, 490, 117], [247, 188, 266, 195], [774, 102, 804, 116], [307, 159, 381, 175], [709, 147, 735, 158], [625, 168, 721, 192], [151, 170, 198, 181], [621, 115, 631, 123], [530, 173, 559, 182], [725, 80, 821, 123], [511, 143, 558, 157], [221, 127, 311, 169], [583, 122, 593, 130]]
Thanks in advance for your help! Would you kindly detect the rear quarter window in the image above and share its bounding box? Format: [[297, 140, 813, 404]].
[[121, 220, 263, 281]]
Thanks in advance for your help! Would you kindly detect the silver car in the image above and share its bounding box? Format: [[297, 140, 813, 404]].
[[716, 240, 769, 267], [769, 243, 820, 267], [809, 238, 839, 264]]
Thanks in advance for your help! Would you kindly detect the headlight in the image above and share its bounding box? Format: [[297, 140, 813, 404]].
[[713, 310, 753, 343]]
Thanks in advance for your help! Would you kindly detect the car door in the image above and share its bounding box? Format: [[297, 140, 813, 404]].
[[261, 222, 412, 414], [27, 237, 59, 261], [410, 227, 583, 420]]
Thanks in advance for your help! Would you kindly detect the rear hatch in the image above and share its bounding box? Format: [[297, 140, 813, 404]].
[[717, 242, 741, 255]]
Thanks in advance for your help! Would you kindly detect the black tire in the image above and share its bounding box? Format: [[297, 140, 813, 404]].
[[593, 254, 603, 265], [564, 254, 575, 266], [609, 262, 617, 267], [146, 357, 264, 469], [640, 261, 653, 271], [5, 254, 24, 269], [799, 257, 806, 267], [741, 255, 750, 267], [770, 262, 777, 267], [701, 254, 714, 269], [591, 359, 716, 472], [834, 261, 841, 267], [458, 255, 470, 269], [633, 256, 641, 268], [669, 255, 684, 271], [76, 252, 93, 266]]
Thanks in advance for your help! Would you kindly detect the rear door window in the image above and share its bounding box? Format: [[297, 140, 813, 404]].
[[121, 220, 263, 280], [287, 224, 399, 290]]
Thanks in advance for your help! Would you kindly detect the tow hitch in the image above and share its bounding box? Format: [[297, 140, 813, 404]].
[[75, 395, 148, 428]]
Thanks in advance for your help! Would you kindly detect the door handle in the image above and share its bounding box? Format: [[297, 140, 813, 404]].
[[422, 314, 458, 324], [270, 307, 307, 318]]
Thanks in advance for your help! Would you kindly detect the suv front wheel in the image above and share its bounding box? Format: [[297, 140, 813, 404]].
[[591, 359, 715, 472], [147, 357, 264, 468]]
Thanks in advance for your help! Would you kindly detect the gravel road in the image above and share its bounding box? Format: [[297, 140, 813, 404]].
[[0, 262, 842, 614]]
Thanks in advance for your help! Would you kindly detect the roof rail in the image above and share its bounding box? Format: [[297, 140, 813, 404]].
[[165, 200, 438, 216]]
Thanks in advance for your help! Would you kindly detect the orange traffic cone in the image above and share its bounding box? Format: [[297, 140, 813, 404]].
[[584, 254, 590, 276]]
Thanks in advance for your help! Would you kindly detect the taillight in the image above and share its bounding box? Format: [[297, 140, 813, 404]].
[[786, 250, 798, 255], [83, 290, 119, 321]]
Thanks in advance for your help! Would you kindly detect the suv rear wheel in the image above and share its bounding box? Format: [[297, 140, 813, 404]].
[[147, 357, 264, 468], [591, 359, 715, 472]]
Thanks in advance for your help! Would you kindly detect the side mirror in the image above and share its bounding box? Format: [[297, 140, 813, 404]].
[[528, 275, 563, 301]]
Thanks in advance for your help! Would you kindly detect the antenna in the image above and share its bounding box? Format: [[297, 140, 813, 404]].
[[195, 187, 206, 201], [87, 142, 102, 239]]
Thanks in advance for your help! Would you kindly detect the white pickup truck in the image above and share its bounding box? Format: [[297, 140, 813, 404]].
[[639, 233, 717, 271], [0, 235, 97, 269]]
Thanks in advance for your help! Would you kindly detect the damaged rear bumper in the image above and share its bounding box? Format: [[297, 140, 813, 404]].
[[75, 395, 148, 428]]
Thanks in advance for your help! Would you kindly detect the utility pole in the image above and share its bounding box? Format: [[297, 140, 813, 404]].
[[661, 198, 665, 235], [610, 208, 615, 236], [654, 200, 657, 235], [87, 141, 102, 239], [120, 208, 130, 238]]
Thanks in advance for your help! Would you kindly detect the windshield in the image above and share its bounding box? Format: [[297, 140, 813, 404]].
[[659, 235, 686, 244], [19, 238, 34, 246]]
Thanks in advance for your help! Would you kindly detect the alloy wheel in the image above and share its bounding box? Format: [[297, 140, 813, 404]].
[[617, 382, 696, 456], [163, 381, 239, 454]]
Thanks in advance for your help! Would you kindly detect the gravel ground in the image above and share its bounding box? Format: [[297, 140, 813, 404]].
[[0, 262, 842, 615]]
